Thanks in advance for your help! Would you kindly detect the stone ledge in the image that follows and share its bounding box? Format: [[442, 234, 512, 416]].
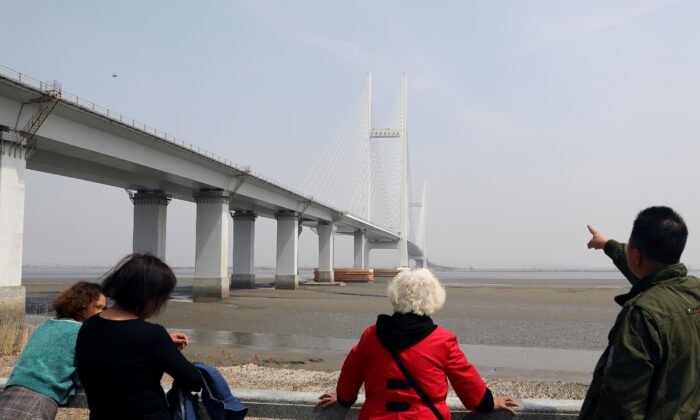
[[0, 378, 581, 420], [1, 377, 584, 419], [234, 389, 583, 419]]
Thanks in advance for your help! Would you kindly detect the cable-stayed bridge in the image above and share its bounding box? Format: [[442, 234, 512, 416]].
[[0, 65, 427, 314], [301, 74, 428, 268]]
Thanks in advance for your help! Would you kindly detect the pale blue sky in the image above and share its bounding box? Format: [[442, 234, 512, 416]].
[[5, 1, 700, 268]]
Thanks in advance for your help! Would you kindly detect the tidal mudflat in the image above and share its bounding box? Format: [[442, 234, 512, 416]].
[[22, 273, 623, 384]]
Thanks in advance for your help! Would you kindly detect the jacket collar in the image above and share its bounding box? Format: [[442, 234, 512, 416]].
[[614, 263, 687, 306], [375, 312, 437, 351]]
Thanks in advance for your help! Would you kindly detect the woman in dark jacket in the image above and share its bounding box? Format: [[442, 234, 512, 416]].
[[318, 268, 519, 419], [76, 254, 202, 420]]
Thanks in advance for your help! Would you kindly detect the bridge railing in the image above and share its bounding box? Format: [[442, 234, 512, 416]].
[[0, 64, 335, 211], [0, 65, 413, 231], [0, 65, 243, 168]]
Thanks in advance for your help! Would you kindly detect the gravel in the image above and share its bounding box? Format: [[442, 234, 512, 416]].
[[218, 364, 589, 400], [3, 357, 589, 402]]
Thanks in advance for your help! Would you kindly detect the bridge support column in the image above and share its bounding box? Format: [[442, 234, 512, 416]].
[[275, 211, 299, 290], [0, 148, 26, 322], [364, 242, 371, 268], [398, 237, 409, 269], [317, 222, 335, 282], [193, 190, 229, 300], [419, 254, 427, 268], [353, 230, 366, 268], [230, 211, 256, 289], [132, 191, 168, 259]]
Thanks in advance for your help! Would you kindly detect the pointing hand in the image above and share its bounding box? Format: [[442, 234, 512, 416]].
[[587, 224, 608, 250]]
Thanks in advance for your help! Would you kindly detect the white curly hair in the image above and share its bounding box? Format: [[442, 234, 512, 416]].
[[387, 268, 446, 316]]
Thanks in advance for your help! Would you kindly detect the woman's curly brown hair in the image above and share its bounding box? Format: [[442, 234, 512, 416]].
[[53, 281, 103, 322]]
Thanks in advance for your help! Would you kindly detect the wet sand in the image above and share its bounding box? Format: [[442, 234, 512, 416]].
[[23, 276, 621, 383]]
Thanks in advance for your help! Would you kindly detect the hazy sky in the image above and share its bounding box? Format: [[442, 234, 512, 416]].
[[5, 1, 700, 268]]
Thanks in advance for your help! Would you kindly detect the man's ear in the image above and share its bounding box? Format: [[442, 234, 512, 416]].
[[628, 246, 643, 269]]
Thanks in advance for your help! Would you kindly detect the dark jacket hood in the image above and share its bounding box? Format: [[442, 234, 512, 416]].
[[375, 312, 437, 351]]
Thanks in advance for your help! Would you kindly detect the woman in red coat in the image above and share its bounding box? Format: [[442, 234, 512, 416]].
[[318, 268, 519, 419]]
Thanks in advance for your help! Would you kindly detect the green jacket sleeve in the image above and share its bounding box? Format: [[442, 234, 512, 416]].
[[604, 240, 639, 286], [594, 306, 661, 419]]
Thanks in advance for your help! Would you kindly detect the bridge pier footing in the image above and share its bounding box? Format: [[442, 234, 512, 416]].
[[275, 211, 299, 290], [230, 274, 255, 289], [132, 191, 168, 259], [193, 191, 229, 301], [230, 211, 256, 289], [0, 148, 27, 324], [275, 275, 298, 289]]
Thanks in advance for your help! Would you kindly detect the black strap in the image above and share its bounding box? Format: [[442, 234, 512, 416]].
[[389, 350, 444, 420], [386, 401, 410, 412], [387, 378, 411, 390]]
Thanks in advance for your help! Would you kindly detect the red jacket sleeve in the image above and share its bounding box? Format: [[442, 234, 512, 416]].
[[336, 327, 372, 406], [444, 334, 486, 409]]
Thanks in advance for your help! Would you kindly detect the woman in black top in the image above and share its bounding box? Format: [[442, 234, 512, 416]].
[[76, 254, 202, 420]]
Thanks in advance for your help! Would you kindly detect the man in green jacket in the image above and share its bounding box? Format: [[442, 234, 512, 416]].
[[581, 206, 700, 419]]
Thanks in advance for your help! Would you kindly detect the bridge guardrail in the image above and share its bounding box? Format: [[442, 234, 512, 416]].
[[0, 65, 338, 209], [0, 65, 244, 169], [0, 64, 411, 231]]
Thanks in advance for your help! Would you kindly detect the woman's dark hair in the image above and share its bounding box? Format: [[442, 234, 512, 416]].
[[630, 206, 688, 264], [53, 281, 103, 322], [102, 254, 176, 318]]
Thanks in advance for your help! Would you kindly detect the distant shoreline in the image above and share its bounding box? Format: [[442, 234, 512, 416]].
[[429, 267, 619, 273], [22, 265, 619, 273]]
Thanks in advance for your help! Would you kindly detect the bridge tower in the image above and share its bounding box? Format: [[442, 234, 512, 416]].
[[366, 74, 410, 268], [413, 179, 428, 268], [300, 73, 427, 269]]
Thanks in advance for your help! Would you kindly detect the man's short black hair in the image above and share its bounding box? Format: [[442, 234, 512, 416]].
[[630, 206, 688, 265], [102, 253, 176, 318]]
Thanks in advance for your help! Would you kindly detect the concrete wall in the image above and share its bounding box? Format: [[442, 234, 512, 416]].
[[223, 389, 583, 419], [1, 378, 583, 419], [12, 379, 696, 418]]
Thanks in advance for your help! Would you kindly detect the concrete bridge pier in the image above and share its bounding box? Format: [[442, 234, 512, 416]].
[[353, 229, 367, 268], [230, 211, 256, 289], [317, 222, 335, 282], [193, 190, 229, 301], [132, 191, 168, 259], [0, 147, 26, 320], [275, 211, 299, 290]]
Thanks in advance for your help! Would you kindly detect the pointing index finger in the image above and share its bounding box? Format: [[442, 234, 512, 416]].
[[587, 224, 597, 235]]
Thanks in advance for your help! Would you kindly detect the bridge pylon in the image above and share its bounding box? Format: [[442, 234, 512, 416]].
[[365, 73, 411, 268]]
